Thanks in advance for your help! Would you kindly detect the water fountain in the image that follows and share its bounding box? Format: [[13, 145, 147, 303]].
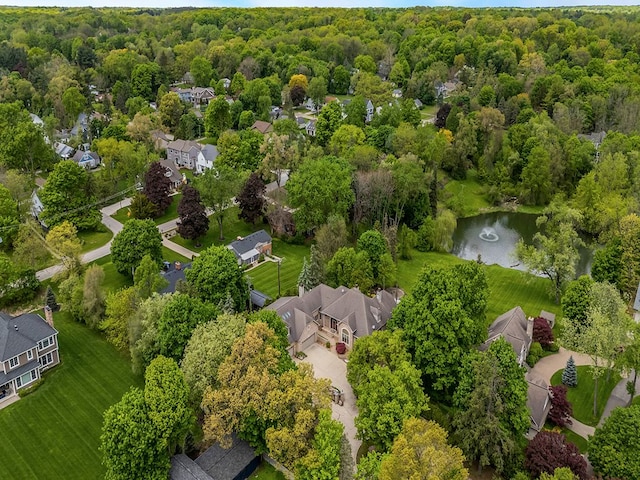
[[478, 227, 500, 242]]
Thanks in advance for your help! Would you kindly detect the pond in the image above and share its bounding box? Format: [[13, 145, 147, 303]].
[[451, 212, 593, 276]]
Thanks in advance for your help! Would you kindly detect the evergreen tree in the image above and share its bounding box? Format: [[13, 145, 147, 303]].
[[562, 356, 578, 387], [298, 258, 313, 292], [45, 285, 59, 312], [308, 244, 324, 287]]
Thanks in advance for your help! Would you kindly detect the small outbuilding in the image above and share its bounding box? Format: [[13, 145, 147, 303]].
[[227, 230, 272, 266]]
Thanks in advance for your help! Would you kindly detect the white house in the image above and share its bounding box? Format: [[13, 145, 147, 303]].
[[196, 144, 219, 174]]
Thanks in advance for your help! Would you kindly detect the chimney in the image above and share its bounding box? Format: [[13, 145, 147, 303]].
[[175, 261, 182, 271], [526, 316, 534, 339], [44, 305, 54, 328], [298, 284, 305, 297], [376, 289, 382, 302]]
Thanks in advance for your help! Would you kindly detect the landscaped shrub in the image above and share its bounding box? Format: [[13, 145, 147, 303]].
[[527, 342, 544, 366], [18, 378, 45, 398], [533, 317, 554, 349], [525, 431, 587, 480], [548, 385, 573, 428]]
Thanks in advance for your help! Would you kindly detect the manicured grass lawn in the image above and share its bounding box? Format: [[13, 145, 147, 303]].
[[0, 311, 142, 479], [247, 239, 309, 298], [171, 207, 263, 252], [112, 194, 182, 225], [161, 246, 191, 264], [397, 250, 561, 327], [78, 227, 113, 253], [550, 366, 621, 427], [562, 428, 589, 452], [249, 462, 286, 480], [444, 170, 492, 217]]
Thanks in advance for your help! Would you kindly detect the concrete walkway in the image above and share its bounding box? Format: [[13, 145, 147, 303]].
[[530, 347, 593, 382]]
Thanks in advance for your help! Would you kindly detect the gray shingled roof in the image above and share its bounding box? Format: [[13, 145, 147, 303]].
[[0, 312, 57, 361], [526, 372, 551, 431], [170, 454, 212, 480], [161, 263, 191, 295], [250, 290, 271, 308], [194, 436, 258, 480], [481, 306, 530, 359], [228, 230, 271, 257]]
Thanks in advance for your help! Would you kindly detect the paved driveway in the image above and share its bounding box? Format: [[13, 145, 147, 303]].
[[298, 343, 360, 461]]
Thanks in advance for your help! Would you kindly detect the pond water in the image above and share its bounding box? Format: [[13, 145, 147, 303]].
[[451, 212, 593, 276]]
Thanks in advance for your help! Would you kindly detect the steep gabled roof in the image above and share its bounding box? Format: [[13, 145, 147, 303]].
[[526, 371, 551, 431], [481, 306, 530, 359], [0, 312, 58, 361]]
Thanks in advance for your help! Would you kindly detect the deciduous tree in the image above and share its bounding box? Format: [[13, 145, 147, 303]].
[[143, 161, 172, 217], [204, 96, 231, 143], [548, 385, 573, 428], [237, 173, 266, 225], [102, 287, 138, 351], [134, 254, 168, 300], [177, 185, 209, 242], [111, 219, 163, 277], [82, 264, 106, 328], [185, 245, 248, 310], [525, 432, 587, 480], [45, 220, 82, 276], [195, 165, 243, 240], [379, 418, 468, 480]]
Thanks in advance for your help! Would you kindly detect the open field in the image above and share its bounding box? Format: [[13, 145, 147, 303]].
[[551, 366, 621, 427], [247, 240, 309, 298], [0, 311, 142, 479]]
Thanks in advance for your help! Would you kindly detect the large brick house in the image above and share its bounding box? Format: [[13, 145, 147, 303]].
[[268, 284, 398, 354], [0, 310, 59, 400]]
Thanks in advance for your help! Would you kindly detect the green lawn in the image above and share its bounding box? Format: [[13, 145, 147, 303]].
[[112, 193, 182, 225], [0, 311, 142, 479], [171, 207, 262, 252], [444, 170, 492, 218], [397, 250, 561, 327], [249, 462, 286, 480], [247, 239, 309, 298], [78, 227, 113, 253], [563, 428, 589, 452], [550, 366, 621, 427]]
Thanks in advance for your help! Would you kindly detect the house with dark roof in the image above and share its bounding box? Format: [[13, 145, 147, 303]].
[[160, 262, 191, 295], [159, 158, 186, 191], [251, 120, 273, 134], [191, 87, 215, 107], [170, 435, 259, 480], [227, 230, 272, 266], [267, 284, 398, 354], [480, 306, 533, 367], [0, 310, 59, 400], [481, 306, 553, 434]]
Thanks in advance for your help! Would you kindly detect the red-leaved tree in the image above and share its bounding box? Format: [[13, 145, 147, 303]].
[[143, 161, 172, 217], [548, 385, 573, 428], [533, 317, 554, 348], [525, 431, 587, 480]]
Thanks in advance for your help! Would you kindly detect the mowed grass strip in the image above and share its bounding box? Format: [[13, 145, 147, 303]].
[[0, 311, 142, 479], [78, 227, 113, 253], [550, 366, 621, 427]]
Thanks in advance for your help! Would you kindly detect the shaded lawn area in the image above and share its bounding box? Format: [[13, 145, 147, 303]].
[[171, 207, 264, 252], [249, 462, 286, 480], [78, 226, 113, 253], [397, 250, 561, 327], [443, 170, 492, 217], [562, 428, 589, 453], [112, 193, 182, 225], [247, 239, 309, 298], [0, 311, 142, 479], [91, 248, 189, 294], [550, 366, 621, 427]]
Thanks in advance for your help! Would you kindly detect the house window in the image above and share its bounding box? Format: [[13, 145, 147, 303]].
[[27, 350, 33, 360], [38, 336, 53, 351], [9, 356, 19, 369], [39, 352, 54, 368], [330, 318, 338, 332], [15, 370, 37, 389], [341, 329, 350, 345]]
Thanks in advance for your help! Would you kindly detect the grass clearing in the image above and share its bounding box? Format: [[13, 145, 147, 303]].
[[397, 250, 561, 327], [550, 366, 621, 427], [562, 428, 589, 452], [0, 311, 142, 479], [249, 462, 286, 480], [78, 227, 113, 253], [443, 170, 492, 217], [247, 240, 309, 298], [112, 194, 182, 225]]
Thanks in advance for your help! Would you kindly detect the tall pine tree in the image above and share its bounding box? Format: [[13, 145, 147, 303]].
[[562, 356, 578, 387]]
